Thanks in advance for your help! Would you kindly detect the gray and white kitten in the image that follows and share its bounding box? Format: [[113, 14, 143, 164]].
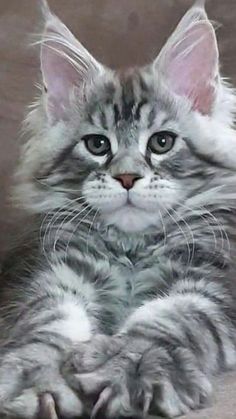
[[1, 1, 236, 418]]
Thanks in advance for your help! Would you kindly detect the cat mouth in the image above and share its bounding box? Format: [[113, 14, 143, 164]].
[[125, 194, 147, 210], [102, 199, 140, 215], [126, 196, 135, 207], [126, 194, 148, 210], [121, 199, 146, 213]]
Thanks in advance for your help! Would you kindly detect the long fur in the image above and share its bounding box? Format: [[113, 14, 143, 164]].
[[1, 2, 236, 418]]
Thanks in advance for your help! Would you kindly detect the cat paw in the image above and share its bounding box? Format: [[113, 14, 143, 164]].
[[62, 333, 142, 417], [0, 351, 83, 418], [62, 333, 212, 418]]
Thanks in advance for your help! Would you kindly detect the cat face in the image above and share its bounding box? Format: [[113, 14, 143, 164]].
[[42, 68, 213, 233], [74, 71, 190, 232], [16, 2, 236, 234]]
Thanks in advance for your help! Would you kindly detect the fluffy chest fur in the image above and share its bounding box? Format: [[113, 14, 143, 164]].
[[36, 209, 230, 337], [48, 225, 170, 333]]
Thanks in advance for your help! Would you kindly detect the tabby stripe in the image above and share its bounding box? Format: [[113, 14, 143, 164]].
[[42, 141, 77, 177]]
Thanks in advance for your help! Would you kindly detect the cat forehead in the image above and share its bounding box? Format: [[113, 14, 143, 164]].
[[84, 69, 180, 132]]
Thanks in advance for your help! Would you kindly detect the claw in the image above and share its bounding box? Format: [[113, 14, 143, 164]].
[[91, 387, 113, 419], [142, 391, 153, 418], [39, 393, 58, 419]]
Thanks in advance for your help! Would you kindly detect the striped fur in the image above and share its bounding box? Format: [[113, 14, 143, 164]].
[[1, 2, 236, 418]]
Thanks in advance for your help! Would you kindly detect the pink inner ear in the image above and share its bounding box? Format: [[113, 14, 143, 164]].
[[165, 22, 219, 114], [41, 38, 82, 122], [40, 11, 102, 124]]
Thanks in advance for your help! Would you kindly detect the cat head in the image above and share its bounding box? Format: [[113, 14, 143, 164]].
[[15, 0, 236, 233]]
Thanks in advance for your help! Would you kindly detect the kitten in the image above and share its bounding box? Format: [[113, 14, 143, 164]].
[[1, 0, 236, 418]]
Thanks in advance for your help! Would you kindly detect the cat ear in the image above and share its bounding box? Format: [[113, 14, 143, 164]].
[[155, 1, 219, 115], [40, 1, 104, 123]]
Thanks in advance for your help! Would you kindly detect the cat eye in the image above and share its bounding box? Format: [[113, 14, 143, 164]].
[[83, 134, 111, 156], [147, 131, 176, 155]]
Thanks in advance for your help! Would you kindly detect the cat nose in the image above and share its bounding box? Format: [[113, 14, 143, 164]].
[[113, 173, 142, 190]]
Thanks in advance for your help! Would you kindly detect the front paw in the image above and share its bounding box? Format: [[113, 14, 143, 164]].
[[62, 334, 212, 418], [62, 334, 135, 417], [62, 334, 153, 418], [0, 351, 83, 419]]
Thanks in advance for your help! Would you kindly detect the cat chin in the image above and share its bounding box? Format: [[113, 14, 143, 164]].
[[100, 205, 160, 233]]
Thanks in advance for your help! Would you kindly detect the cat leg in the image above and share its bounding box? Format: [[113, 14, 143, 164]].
[[62, 280, 236, 418]]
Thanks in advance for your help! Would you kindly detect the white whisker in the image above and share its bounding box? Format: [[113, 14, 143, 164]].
[[64, 205, 94, 262]]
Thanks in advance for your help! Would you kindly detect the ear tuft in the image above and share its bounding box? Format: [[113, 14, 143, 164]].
[[39, 0, 51, 21], [155, 3, 219, 115], [194, 0, 206, 8], [40, 3, 104, 123]]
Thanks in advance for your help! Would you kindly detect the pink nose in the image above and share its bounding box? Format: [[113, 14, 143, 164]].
[[114, 174, 142, 190]]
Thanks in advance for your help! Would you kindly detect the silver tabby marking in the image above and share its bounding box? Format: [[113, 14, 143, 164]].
[[1, 1, 236, 418]]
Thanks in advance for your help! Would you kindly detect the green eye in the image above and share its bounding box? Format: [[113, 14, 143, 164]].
[[148, 131, 176, 154], [83, 134, 111, 156]]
